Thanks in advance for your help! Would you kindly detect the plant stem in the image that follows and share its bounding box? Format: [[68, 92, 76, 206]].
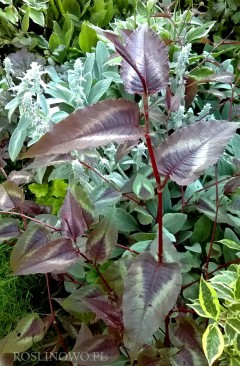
[[0, 210, 61, 231], [45, 274, 68, 353], [143, 92, 163, 263], [204, 164, 219, 273]]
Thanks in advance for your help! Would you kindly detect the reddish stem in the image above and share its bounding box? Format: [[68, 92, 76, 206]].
[[45, 274, 68, 353], [143, 92, 163, 263], [116, 243, 139, 254]]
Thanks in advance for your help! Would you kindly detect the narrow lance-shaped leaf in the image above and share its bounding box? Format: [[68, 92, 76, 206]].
[[123, 252, 182, 362], [202, 324, 224, 366], [86, 209, 118, 264], [61, 185, 97, 240], [199, 277, 220, 320], [10, 224, 79, 275], [156, 120, 239, 185], [23, 99, 142, 158]]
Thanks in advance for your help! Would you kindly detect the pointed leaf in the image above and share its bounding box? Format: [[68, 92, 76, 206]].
[[199, 71, 234, 84], [199, 277, 220, 320], [0, 218, 20, 242], [0, 181, 24, 211], [10, 224, 79, 275], [171, 346, 208, 366], [202, 324, 224, 366], [81, 296, 123, 331], [23, 99, 142, 158], [86, 209, 118, 264], [224, 176, 240, 194], [133, 173, 155, 200], [0, 313, 47, 353], [120, 24, 169, 94], [66, 335, 120, 365], [123, 252, 182, 361], [185, 77, 198, 108], [169, 318, 204, 353], [61, 187, 94, 240], [156, 120, 238, 185]]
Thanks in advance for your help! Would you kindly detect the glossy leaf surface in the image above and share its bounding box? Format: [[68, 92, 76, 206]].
[[156, 120, 238, 185], [23, 99, 142, 158]]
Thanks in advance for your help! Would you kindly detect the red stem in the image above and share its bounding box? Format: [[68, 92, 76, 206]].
[[143, 92, 164, 263], [45, 274, 68, 353]]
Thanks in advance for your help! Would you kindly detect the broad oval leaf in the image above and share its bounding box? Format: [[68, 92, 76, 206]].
[[86, 209, 118, 264], [0, 181, 24, 211], [156, 120, 238, 185], [10, 224, 79, 275], [23, 99, 142, 158], [123, 252, 182, 361], [120, 24, 169, 94], [0, 218, 20, 243], [0, 313, 49, 353], [224, 176, 240, 195], [202, 324, 224, 366]]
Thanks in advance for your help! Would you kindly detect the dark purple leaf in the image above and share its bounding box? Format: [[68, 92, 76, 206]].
[[81, 296, 123, 331], [23, 99, 142, 158], [0, 218, 20, 242], [10, 224, 79, 275], [137, 346, 161, 366], [224, 176, 240, 195], [8, 170, 33, 185], [120, 24, 169, 94], [24, 154, 71, 169], [67, 335, 120, 365], [115, 140, 137, 162], [91, 186, 121, 213], [86, 210, 118, 264], [123, 252, 182, 361], [19, 200, 51, 215], [156, 120, 238, 185], [185, 77, 198, 108], [61, 185, 97, 240], [8, 48, 45, 77], [0, 181, 24, 211], [171, 346, 208, 366]]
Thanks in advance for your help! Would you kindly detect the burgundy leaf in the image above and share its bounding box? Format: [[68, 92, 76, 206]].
[[156, 120, 238, 185], [10, 224, 79, 275], [74, 323, 93, 350], [0, 181, 24, 211], [61, 188, 92, 240], [120, 24, 169, 94], [8, 170, 33, 185], [171, 346, 208, 366], [123, 252, 182, 361], [185, 77, 198, 108], [86, 210, 118, 264], [0, 218, 20, 242], [19, 200, 51, 215], [24, 154, 71, 169], [23, 99, 142, 158], [169, 318, 204, 353], [81, 296, 123, 331], [67, 335, 120, 365], [224, 176, 240, 195]]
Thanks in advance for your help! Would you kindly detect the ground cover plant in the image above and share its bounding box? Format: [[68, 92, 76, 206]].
[[1, 1, 240, 365]]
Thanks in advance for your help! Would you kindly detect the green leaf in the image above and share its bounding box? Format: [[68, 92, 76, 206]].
[[202, 324, 224, 366], [28, 183, 49, 198], [86, 209, 118, 264], [0, 313, 47, 353], [52, 179, 68, 198], [190, 216, 211, 243], [123, 252, 182, 361], [234, 274, 240, 300], [133, 173, 155, 200], [79, 22, 97, 52], [21, 5, 30, 32], [190, 67, 214, 80], [8, 127, 27, 162], [29, 8, 45, 26], [217, 239, 240, 251], [62, 0, 80, 16], [88, 78, 113, 105], [199, 277, 220, 320], [163, 213, 187, 234], [187, 21, 215, 42], [116, 208, 138, 233]]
